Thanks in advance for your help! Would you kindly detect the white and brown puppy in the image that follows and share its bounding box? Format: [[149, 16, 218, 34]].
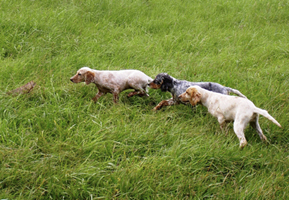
[[70, 67, 153, 103], [179, 86, 281, 148]]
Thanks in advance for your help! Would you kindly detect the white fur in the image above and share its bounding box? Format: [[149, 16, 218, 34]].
[[179, 86, 281, 148], [70, 67, 153, 103]]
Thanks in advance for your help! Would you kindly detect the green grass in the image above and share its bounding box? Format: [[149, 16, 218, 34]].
[[1, 0, 289, 199]]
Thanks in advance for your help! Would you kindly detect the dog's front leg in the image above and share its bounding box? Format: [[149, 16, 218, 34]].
[[153, 98, 176, 110], [217, 116, 229, 135], [92, 91, 105, 102], [113, 92, 119, 103]]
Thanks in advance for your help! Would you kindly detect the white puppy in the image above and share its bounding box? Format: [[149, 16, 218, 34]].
[[70, 67, 153, 103], [179, 86, 281, 147]]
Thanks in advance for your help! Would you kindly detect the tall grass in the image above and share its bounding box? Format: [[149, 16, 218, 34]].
[[1, 0, 289, 199]]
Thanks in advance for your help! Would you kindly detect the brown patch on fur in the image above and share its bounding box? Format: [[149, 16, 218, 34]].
[[128, 91, 147, 97], [153, 100, 170, 110], [113, 93, 119, 103], [85, 71, 95, 85], [178, 93, 187, 102], [187, 87, 201, 106], [7, 81, 36, 96]]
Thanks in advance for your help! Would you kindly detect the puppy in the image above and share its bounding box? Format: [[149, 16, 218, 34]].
[[149, 73, 247, 110], [179, 86, 281, 148], [70, 67, 153, 103]]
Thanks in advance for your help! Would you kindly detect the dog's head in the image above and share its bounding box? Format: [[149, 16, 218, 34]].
[[70, 67, 95, 85], [179, 86, 202, 106], [148, 73, 174, 92]]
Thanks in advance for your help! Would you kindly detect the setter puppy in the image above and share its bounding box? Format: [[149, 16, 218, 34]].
[[70, 67, 153, 103], [149, 73, 247, 110], [179, 86, 281, 148]]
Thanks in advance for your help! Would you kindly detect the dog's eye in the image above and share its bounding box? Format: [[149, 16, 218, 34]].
[[78, 73, 81, 76]]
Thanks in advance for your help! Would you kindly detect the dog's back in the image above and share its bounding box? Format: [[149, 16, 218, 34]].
[[150, 73, 246, 110], [172, 79, 245, 103]]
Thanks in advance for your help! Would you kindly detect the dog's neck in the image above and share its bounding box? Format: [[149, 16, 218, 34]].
[[168, 77, 177, 92], [198, 88, 210, 107], [90, 69, 100, 77]]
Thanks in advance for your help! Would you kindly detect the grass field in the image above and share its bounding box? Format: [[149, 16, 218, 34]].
[[1, 0, 289, 199]]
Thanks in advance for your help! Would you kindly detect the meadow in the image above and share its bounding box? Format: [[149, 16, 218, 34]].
[[0, 0, 289, 199]]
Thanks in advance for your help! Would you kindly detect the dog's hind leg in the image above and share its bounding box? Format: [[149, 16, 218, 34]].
[[127, 90, 148, 97], [250, 114, 267, 142], [128, 84, 149, 97], [233, 120, 248, 148]]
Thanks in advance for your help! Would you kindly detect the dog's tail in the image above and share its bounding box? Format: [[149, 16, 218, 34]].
[[227, 87, 247, 99], [254, 107, 282, 128]]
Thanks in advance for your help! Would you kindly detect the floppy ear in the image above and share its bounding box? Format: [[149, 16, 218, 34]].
[[194, 91, 202, 105], [189, 88, 202, 106], [160, 81, 169, 92], [160, 75, 173, 92], [85, 71, 95, 85]]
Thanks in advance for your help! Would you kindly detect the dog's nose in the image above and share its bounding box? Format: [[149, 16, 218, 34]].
[[70, 78, 74, 82]]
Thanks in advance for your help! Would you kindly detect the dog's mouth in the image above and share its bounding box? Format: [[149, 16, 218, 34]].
[[148, 82, 161, 89], [178, 94, 188, 102], [70, 77, 81, 83], [70, 78, 78, 83]]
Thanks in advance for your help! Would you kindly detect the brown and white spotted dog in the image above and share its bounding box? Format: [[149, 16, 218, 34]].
[[70, 67, 153, 103], [149, 73, 247, 110]]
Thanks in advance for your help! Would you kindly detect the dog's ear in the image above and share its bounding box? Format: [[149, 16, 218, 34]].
[[189, 88, 201, 106], [194, 91, 202, 104], [160, 77, 169, 91], [160, 81, 168, 92], [85, 71, 95, 85], [160, 75, 173, 92]]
